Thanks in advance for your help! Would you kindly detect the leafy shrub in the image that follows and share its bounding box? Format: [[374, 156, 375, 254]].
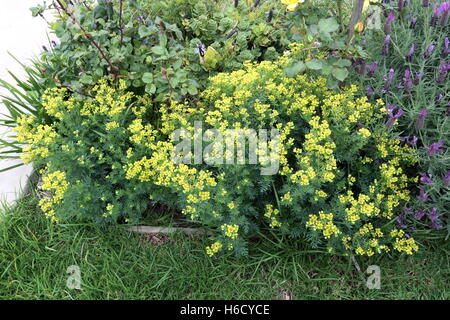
[[37, 0, 294, 102], [14, 44, 421, 257], [352, 0, 449, 236], [127, 45, 419, 257], [14, 80, 179, 224]]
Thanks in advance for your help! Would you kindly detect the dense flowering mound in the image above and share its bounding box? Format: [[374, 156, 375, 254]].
[[15, 46, 420, 257]]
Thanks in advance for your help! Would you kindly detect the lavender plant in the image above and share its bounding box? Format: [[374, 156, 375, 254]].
[[352, 0, 450, 239]]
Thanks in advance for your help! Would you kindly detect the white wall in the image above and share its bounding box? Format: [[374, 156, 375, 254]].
[[0, 0, 53, 204]]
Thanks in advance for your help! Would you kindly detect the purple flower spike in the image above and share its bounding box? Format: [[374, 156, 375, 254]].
[[367, 61, 378, 77], [386, 108, 404, 128], [403, 70, 413, 94], [414, 72, 424, 85], [366, 86, 374, 97], [431, 9, 440, 27], [427, 207, 439, 221], [416, 108, 428, 130], [385, 13, 395, 35], [437, 64, 450, 84], [442, 38, 449, 58], [438, 2, 450, 25], [442, 171, 450, 187], [384, 69, 395, 91], [410, 17, 417, 29], [423, 0, 429, 7], [406, 44, 415, 62], [424, 44, 435, 59], [419, 189, 429, 201], [397, 215, 407, 229], [407, 136, 418, 147], [420, 173, 433, 185], [415, 209, 425, 220], [398, 0, 406, 12], [353, 58, 367, 75], [382, 35, 391, 56], [427, 141, 445, 156], [435, 94, 444, 105]]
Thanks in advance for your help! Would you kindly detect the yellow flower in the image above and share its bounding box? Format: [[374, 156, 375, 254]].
[[281, 0, 305, 11]]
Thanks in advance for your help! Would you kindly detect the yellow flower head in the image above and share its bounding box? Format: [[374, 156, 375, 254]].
[[281, 0, 305, 11]]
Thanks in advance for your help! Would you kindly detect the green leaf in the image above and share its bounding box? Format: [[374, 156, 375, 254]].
[[142, 72, 153, 84], [318, 18, 339, 34], [187, 86, 198, 95], [332, 59, 352, 68], [284, 61, 306, 78], [306, 59, 323, 70], [332, 67, 349, 82], [145, 83, 157, 94], [138, 25, 157, 38], [151, 46, 166, 55], [321, 63, 333, 76]]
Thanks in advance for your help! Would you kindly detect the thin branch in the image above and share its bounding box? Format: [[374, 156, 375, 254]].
[[119, 0, 124, 46], [54, 0, 118, 74]]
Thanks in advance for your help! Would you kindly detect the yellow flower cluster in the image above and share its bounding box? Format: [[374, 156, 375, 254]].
[[264, 204, 281, 228], [15, 116, 58, 164], [221, 224, 239, 240], [206, 241, 223, 257], [39, 170, 69, 223], [390, 229, 419, 255], [306, 211, 341, 239]]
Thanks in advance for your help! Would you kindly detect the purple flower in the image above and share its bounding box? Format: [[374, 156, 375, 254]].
[[420, 173, 433, 185], [437, 64, 450, 84], [430, 221, 444, 229], [366, 86, 374, 97], [413, 72, 424, 85], [403, 70, 413, 94], [416, 108, 428, 130], [195, 43, 206, 57], [407, 136, 418, 147], [424, 44, 435, 59], [440, 2, 450, 26], [384, 69, 395, 91], [442, 38, 449, 58], [399, 136, 418, 147], [353, 58, 367, 75], [410, 17, 417, 29], [427, 141, 445, 156], [431, 9, 440, 27], [435, 94, 445, 105], [397, 214, 407, 229], [397, 0, 406, 12], [384, 13, 395, 35], [367, 61, 378, 77], [423, 0, 429, 7], [443, 171, 450, 187], [427, 208, 443, 229], [427, 207, 439, 222], [386, 107, 404, 128], [419, 189, 429, 201], [267, 7, 274, 23], [406, 44, 415, 62], [382, 35, 391, 56], [415, 209, 425, 220]]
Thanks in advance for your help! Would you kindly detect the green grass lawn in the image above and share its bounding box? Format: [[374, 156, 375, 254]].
[[0, 194, 449, 300]]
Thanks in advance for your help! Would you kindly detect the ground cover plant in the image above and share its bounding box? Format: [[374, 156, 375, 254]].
[[0, 194, 448, 299]]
